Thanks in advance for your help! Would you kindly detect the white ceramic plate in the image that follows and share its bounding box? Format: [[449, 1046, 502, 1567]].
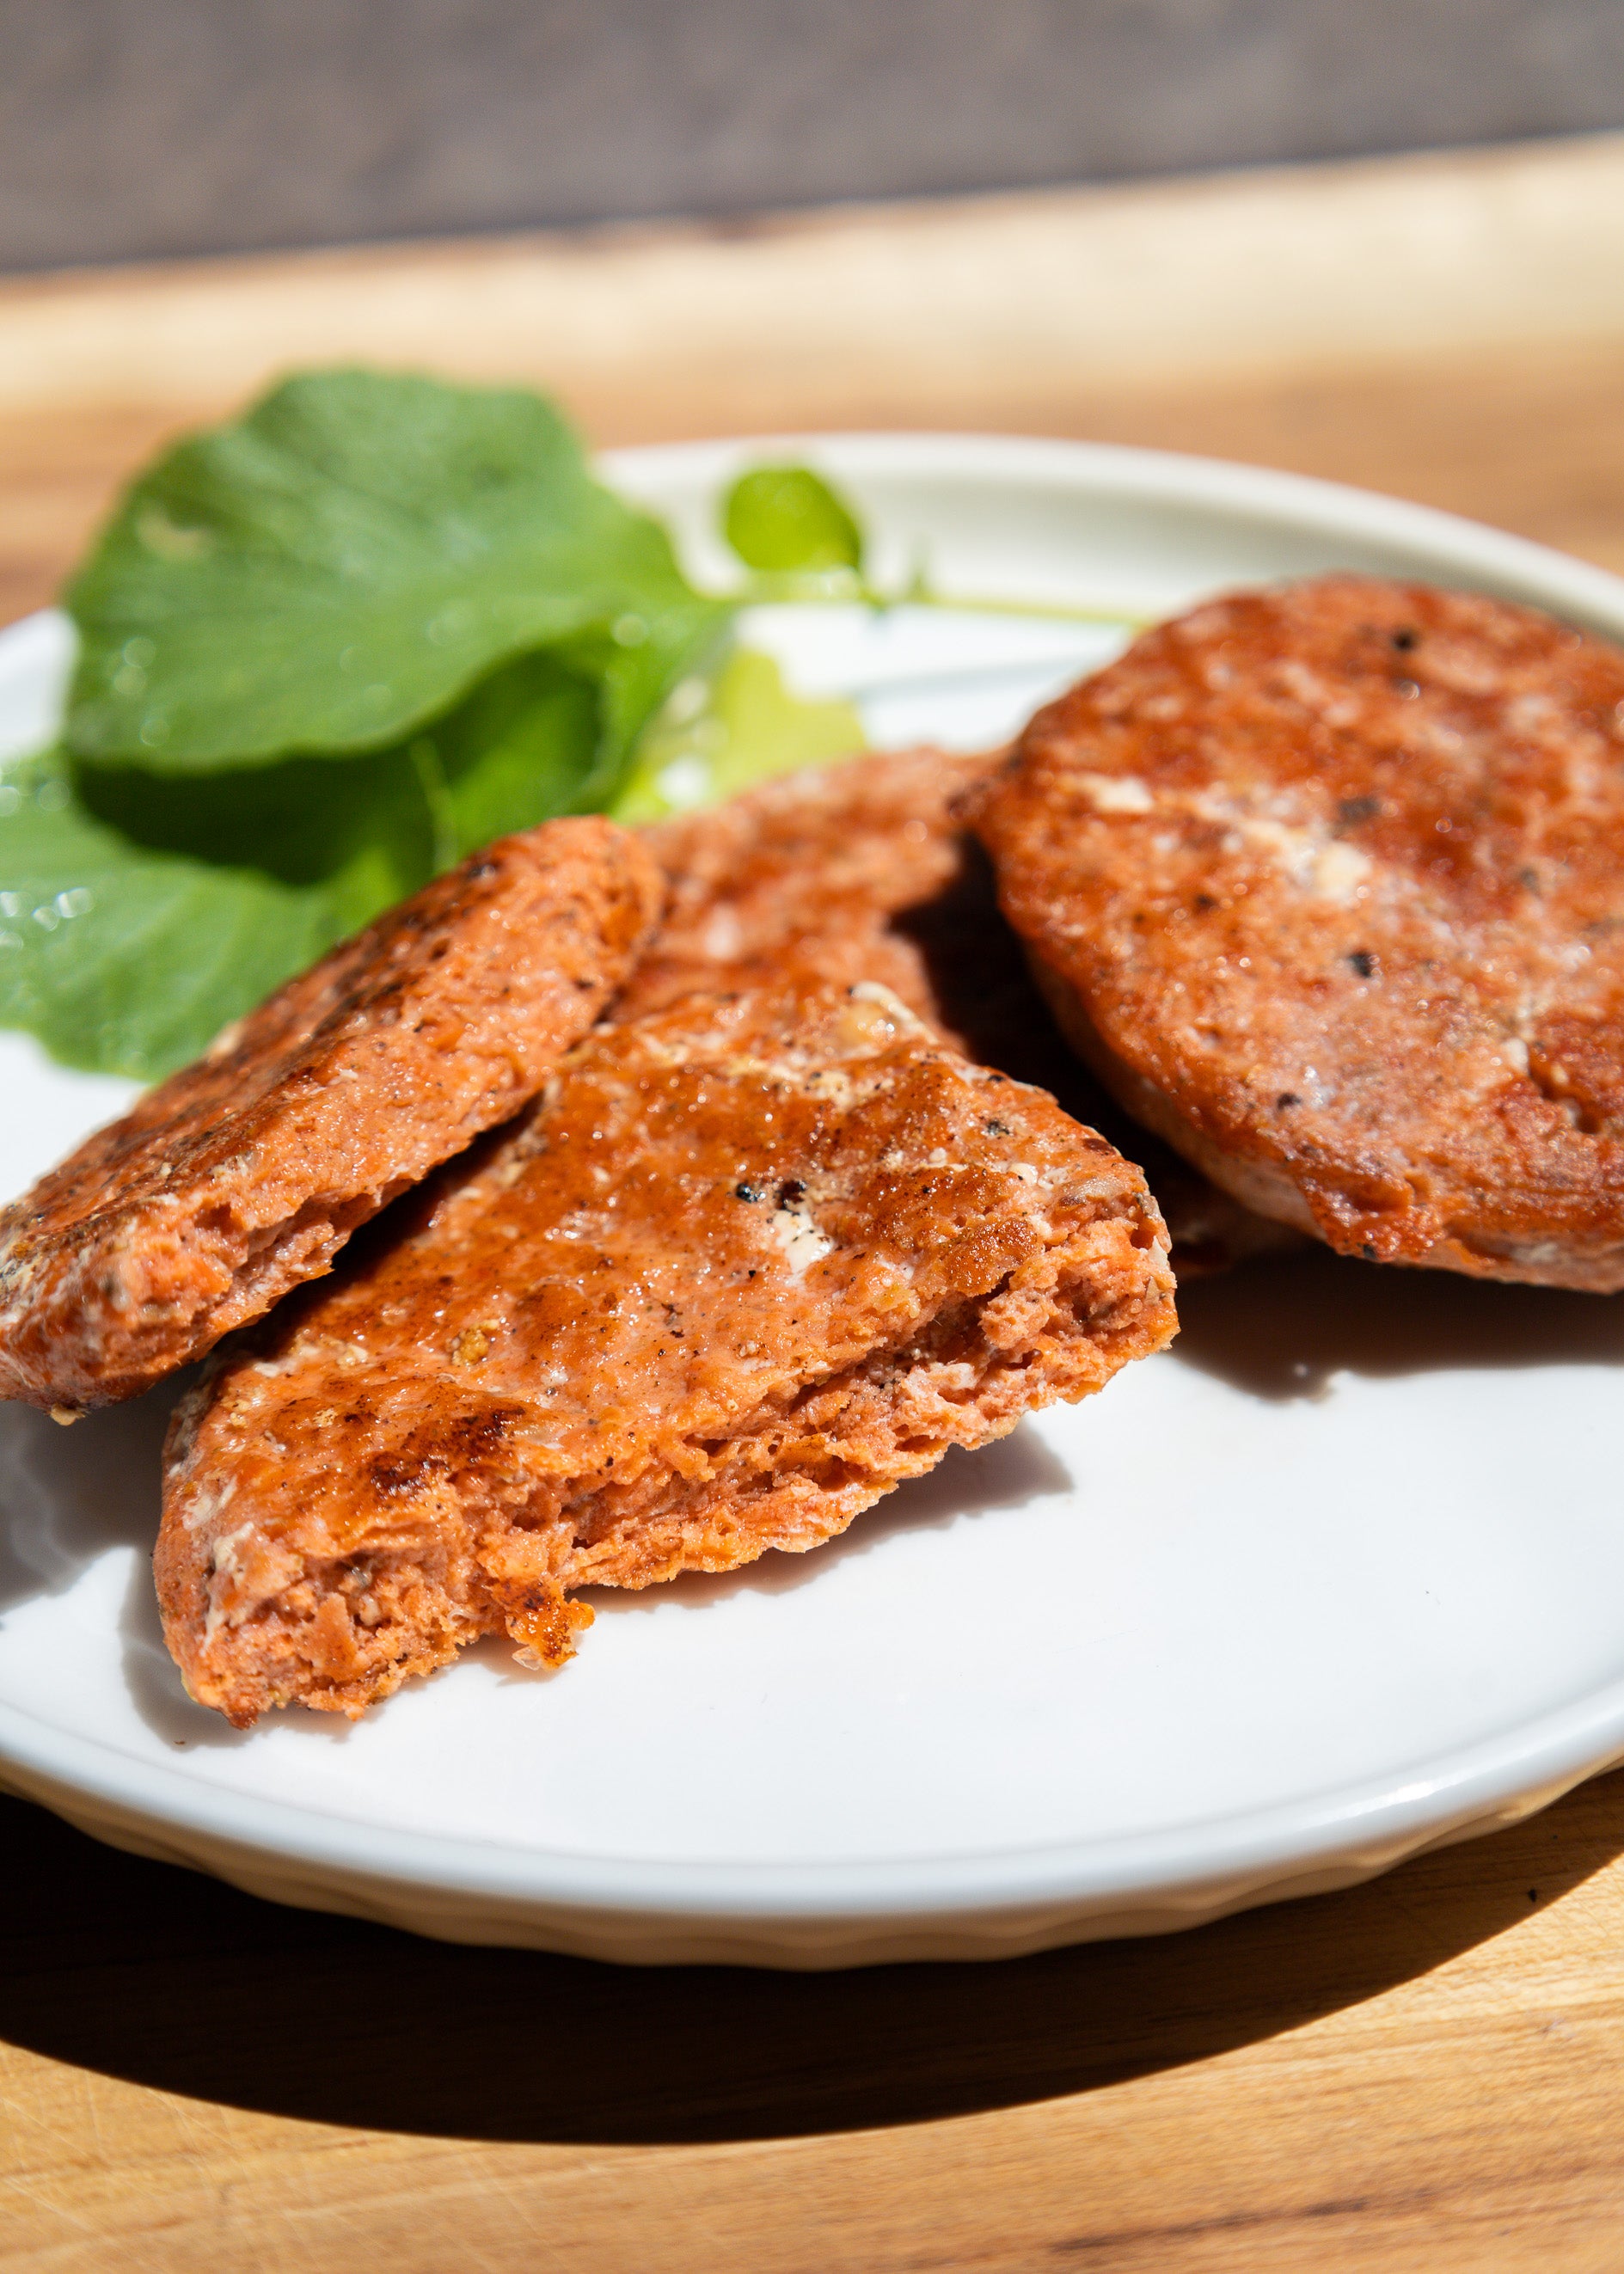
[[3, 436, 1624, 1969]]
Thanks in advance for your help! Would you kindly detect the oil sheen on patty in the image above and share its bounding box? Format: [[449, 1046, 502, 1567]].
[[157, 974, 1177, 1724], [0, 817, 662, 1411], [977, 576, 1624, 1289], [635, 745, 1292, 1276]]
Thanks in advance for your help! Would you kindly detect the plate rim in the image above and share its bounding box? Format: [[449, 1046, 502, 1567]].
[[600, 429, 1624, 635], [3, 1669, 1624, 1927], [5, 427, 1624, 1963]]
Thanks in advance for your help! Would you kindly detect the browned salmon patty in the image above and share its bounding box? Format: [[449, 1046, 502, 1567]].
[[635, 747, 1294, 1276], [0, 818, 662, 1412], [157, 975, 1177, 1725], [977, 576, 1624, 1289]]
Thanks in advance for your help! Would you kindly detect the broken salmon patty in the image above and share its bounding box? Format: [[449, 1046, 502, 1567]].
[[0, 816, 661, 1411], [157, 976, 1177, 1724], [636, 745, 1294, 1276], [977, 577, 1624, 1289]]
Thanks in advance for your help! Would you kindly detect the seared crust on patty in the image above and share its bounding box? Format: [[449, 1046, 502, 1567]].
[[157, 976, 1176, 1724], [0, 818, 662, 1411], [636, 747, 1294, 1276], [977, 576, 1624, 1288]]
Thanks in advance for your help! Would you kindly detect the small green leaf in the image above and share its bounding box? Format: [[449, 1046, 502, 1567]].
[[612, 647, 865, 822], [721, 466, 865, 578]]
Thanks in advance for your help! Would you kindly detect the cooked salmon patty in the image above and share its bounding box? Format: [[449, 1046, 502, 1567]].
[[636, 746, 1294, 1276], [977, 576, 1624, 1288], [0, 817, 661, 1412], [157, 975, 1177, 1724]]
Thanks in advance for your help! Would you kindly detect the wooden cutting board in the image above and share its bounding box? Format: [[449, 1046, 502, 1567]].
[[6, 132, 1624, 2273]]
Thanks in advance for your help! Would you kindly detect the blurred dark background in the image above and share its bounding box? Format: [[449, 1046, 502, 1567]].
[[3, 0, 1623, 273]]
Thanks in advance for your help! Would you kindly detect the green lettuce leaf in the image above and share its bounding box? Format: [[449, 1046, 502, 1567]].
[[0, 751, 340, 1079], [78, 647, 612, 883], [1, 645, 862, 1078], [9, 385, 896, 1081], [7, 621, 689, 1076], [418, 650, 599, 856], [64, 369, 727, 781], [25, 647, 611, 1076], [72, 741, 432, 941]]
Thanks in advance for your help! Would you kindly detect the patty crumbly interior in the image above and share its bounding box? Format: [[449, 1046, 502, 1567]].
[[977, 576, 1624, 1290], [157, 975, 1176, 1725], [637, 746, 1295, 1277], [0, 816, 662, 1412]]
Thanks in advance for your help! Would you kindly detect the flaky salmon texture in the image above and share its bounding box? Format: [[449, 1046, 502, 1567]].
[[158, 976, 1177, 1725]]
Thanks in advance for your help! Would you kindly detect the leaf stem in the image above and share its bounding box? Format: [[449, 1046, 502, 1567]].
[[884, 586, 1156, 629], [722, 570, 1155, 629], [408, 738, 459, 873]]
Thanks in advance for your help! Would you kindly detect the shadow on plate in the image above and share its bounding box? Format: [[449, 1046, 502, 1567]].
[[3, 1767, 1621, 2148], [0, 1397, 1069, 1744], [0, 1375, 271, 1751], [0, 1375, 185, 1615], [132, 1426, 1067, 1742], [6, 1245, 1623, 2147], [1174, 1245, 1624, 1401], [579, 1425, 1072, 1625]]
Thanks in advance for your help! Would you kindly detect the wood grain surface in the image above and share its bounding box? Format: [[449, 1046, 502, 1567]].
[[6, 136, 1624, 2271]]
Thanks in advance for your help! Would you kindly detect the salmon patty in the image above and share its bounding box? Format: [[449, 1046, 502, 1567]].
[[157, 975, 1176, 1724], [0, 818, 662, 1412], [636, 746, 1293, 1276], [977, 576, 1624, 1288]]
